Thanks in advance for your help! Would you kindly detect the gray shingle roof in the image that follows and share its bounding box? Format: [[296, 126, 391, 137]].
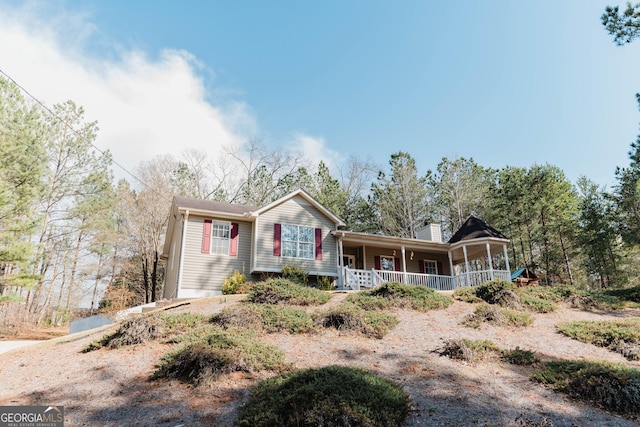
[[174, 196, 258, 215]]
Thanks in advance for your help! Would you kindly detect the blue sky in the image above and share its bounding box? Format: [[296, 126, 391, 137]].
[[2, 1, 640, 188]]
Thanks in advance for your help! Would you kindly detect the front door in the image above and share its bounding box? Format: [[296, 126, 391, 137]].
[[342, 255, 355, 269]]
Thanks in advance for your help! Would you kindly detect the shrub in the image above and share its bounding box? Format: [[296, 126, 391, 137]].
[[248, 279, 331, 306], [281, 264, 308, 286], [314, 305, 399, 338], [83, 313, 209, 352], [440, 339, 499, 362], [557, 318, 640, 360], [236, 365, 410, 427], [222, 270, 247, 295], [317, 275, 335, 291], [152, 326, 290, 386], [452, 287, 483, 303], [82, 315, 165, 352], [519, 294, 556, 313], [211, 304, 315, 334], [210, 304, 264, 331], [347, 282, 452, 312], [255, 304, 315, 334], [475, 280, 514, 303], [502, 347, 538, 365], [532, 360, 640, 415], [463, 304, 533, 328]]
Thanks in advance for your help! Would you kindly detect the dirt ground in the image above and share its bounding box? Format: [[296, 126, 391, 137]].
[[1, 292, 639, 427]]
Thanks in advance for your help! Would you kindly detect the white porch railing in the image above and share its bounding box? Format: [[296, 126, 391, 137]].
[[341, 267, 510, 291]]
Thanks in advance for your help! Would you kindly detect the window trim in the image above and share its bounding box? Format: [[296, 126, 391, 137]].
[[210, 220, 231, 256], [281, 223, 315, 260], [423, 259, 438, 275]]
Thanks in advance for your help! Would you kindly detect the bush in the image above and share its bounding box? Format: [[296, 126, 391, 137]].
[[532, 360, 640, 415], [281, 264, 308, 286], [557, 318, 640, 360], [211, 304, 315, 334], [440, 339, 499, 362], [82, 315, 165, 352], [317, 275, 335, 291], [152, 326, 290, 386], [463, 304, 533, 328], [475, 280, 514, 303], [502, 347, 538, 365], [236, 365, 410, 427], [248, 279, 331, 306], [222, 270, 247, 295], [347, 282, 452, 312], [314, 305, 399, 338], [452, 287, 483, 303]]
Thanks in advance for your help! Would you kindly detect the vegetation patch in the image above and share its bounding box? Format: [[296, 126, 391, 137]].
[[222, 270, 248, 295], [152, 326, 289, 386], [557, 318, 640, 360], [532, 360, 640, 416], [601, 285, 640, 308], [347, 282, 452, 312], [82, 312, 208, 352], [209, 304, 264, 330], [248, 279, 331, 306], [211, 303, 314, 334], [314, 305, 399, 339], [463, 303, 533, 328], [82, 315, 165, 352], [439, 338, 499, 362], [452, 287, 483, 303], [519, 294, 556, 313], [236, 365, 410, 427], [501, 346, 538, 365]]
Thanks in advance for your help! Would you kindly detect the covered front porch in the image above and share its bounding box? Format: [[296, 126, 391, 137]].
[[339, 266, 511, 291], [332, 217, 511, 291]]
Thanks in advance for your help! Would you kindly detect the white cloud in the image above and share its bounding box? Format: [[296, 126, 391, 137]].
[[0, 4, 249, 179], [290, 133, 341, 173]]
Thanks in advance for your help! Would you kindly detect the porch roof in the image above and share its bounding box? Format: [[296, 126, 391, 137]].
[[333, 230, 510, 264], [332, 230, 450, 253]]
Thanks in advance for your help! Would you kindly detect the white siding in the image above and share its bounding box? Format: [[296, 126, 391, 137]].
[[253, 196, 338, 277], [163, 215, 184, 299], [179, 216, 253, 296]]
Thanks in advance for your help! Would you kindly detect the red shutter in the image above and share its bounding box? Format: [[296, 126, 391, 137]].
[[273, 223, 281, 256], [374, 256, 381, 270], [394, 258, 401, 271], [201, 220, 212, 254], [230, 223, 239, 256], [315, 228, 322, 260], [419, 260, 425, 274], [437, 261, 443, 275]]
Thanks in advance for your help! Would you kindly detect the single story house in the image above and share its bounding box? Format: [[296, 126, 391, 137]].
[[161, 189, 511, 299]]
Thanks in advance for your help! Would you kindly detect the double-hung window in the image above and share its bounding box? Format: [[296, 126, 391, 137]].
[[423, 260, 438, 275], [281, 224, 314, 259], [210, 221, 230, 255]]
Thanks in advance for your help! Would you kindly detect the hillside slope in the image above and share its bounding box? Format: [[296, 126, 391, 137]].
[[1, 293, 639, 426]]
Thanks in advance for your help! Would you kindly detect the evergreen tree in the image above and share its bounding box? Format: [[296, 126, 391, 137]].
[[370, 152, 430, 238], [0, 77, 45, 300]]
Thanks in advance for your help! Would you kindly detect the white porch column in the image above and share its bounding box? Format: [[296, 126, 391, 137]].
[[401, 245, 407, 283], [463, 245, 470, 287], [362, 245, 367, 270], [503, 243, 511, 276], [338, 236, 344, 288], [486, 242, 494, 280], [448, 251, 454, 287]]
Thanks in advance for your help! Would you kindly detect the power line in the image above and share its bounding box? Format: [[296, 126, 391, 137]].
[[0, 67, 169, 200]]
